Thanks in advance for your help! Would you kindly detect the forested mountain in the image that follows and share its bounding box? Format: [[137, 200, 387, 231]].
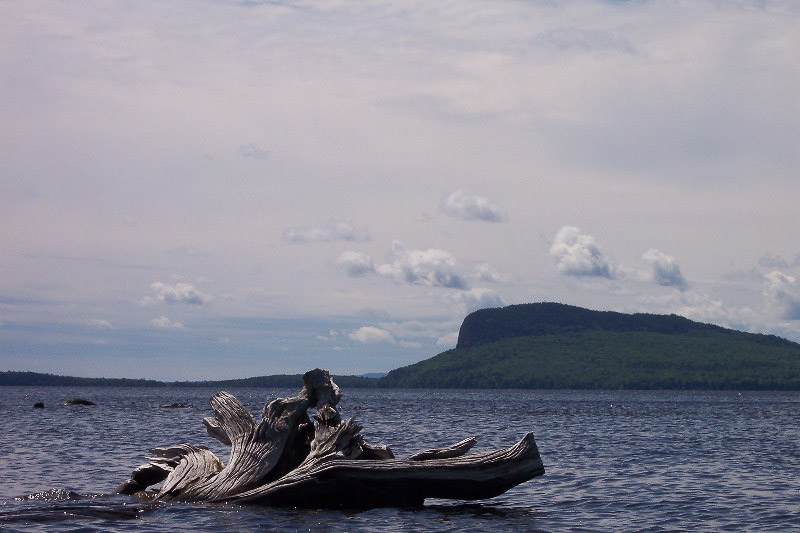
[[456, 302, 791, 349], [382, 303, 800, 389]]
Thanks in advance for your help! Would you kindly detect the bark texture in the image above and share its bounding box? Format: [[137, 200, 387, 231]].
[[117, 369, 545, 508]]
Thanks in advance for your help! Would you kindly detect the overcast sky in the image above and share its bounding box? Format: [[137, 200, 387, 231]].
[[2, 0, 799, 380]]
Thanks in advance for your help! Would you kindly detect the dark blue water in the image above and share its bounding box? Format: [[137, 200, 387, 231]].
[[1, 387, 798, 531]]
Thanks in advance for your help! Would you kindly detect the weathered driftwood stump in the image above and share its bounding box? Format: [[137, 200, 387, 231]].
[[117, 369, 545, 508]]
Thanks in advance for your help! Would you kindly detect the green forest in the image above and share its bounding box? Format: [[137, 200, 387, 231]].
[[382, 329, 800, 389], [383, 303, 800, 389]]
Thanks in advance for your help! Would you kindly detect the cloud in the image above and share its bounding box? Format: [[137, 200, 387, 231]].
[[338, 243, 497, 290], [763, 271, 800, 320], [315, 329, 340, 342], [642, 249, 688, 289], [376, 241, 469, 289], [376, 319, 461, 341], [550, 226, 614, 278], [399, 340, 422, 348], [87, 319, 113, 329], [722, 268, 764, 283], [638, 290, 757, 333], [535, 28, 636, 54], [472, 263, 502, 283], [335, 251, 375, 277], [348, 326, 396, 344], [167, 246, 211, 258], [440, 189, 506, 222], [148, 282, 209, 305], [283, 220, 370, 244], [238, 143, 269, 160], [758, 253, 800, 270], [759, 253, 789, 269], [150, 316, 185, 329], [449, 288, 505, 313], [436, 332, 459, 347]]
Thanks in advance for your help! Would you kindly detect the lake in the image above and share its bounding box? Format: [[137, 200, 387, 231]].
[[1, 386, 798, 531]]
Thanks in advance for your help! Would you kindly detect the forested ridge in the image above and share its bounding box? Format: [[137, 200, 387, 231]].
[[383, 303, 800, 389]]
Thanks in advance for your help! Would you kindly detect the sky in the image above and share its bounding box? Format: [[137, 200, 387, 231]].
[[1, 0, 799, 380]]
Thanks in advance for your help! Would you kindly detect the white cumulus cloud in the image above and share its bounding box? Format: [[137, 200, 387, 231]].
[[763, 271, 800, 320], [283, 220, 370, 244], [636, 290, 759, 334], [449, 288, 505, 313], [550, 226, 614, 278], [440, 189, 507, 222], [150, 316, 184, 329], [348, 326, 396, 344], [335, 251, 375, 277], [472, 263, 502, 283], [376, 240, 469, 289], [315, 329, 340, 341], [147, 282, 209, 305], [642, 249, 688, 289]]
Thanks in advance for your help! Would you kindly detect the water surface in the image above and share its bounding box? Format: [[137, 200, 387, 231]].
[[1, 387, 798, 531]]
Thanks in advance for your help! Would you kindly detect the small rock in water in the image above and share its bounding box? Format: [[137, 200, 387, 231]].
[[160, 402, 190, 408], [33, 401, 45, 408], [65, 398, 96, 406]]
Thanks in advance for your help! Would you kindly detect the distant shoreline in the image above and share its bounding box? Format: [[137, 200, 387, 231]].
[[0, 371, 377, 389], [3, 370, 800, 391], [6, 303, 800, 391]]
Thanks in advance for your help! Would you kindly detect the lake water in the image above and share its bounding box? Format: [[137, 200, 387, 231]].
[[0, 386, 798, 531]]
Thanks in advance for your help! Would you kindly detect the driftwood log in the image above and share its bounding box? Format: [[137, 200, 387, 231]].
[[117, 369, 545, 508]]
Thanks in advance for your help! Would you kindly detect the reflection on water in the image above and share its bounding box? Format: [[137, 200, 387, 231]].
[[1, 387, 799, 531]]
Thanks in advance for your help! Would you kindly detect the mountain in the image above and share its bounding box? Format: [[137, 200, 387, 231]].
[[381, 303, 800, 389], [456, 302, 737, 349]]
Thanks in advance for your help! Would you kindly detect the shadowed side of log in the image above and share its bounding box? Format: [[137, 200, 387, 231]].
[[228, 433, 544, 508]]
